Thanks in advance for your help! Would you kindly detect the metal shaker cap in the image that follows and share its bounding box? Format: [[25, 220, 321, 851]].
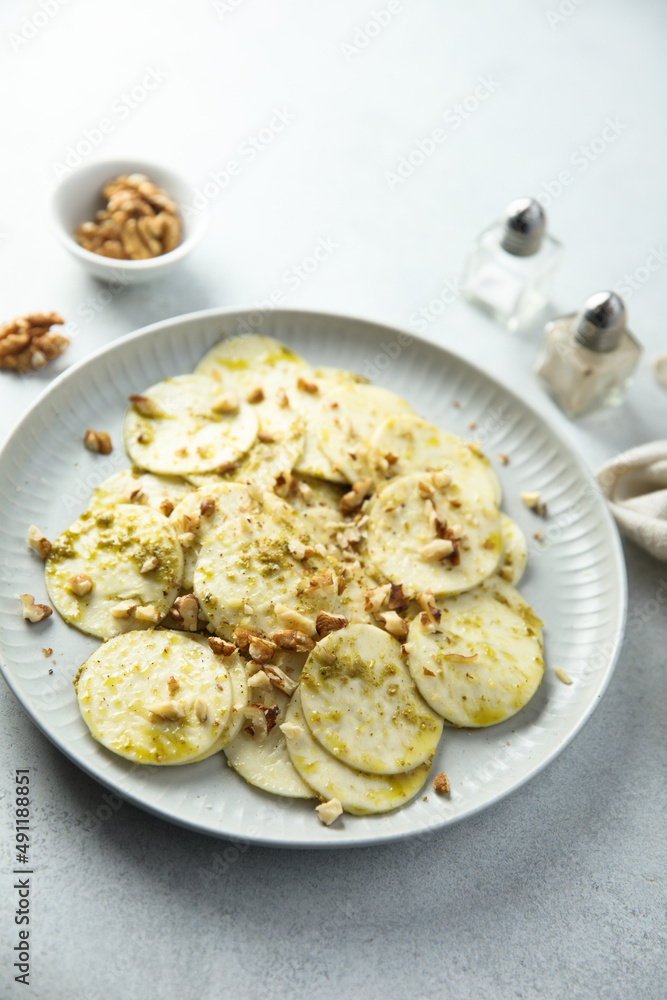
[[574, 291, 627, 352], [500, 198, 546, 256]]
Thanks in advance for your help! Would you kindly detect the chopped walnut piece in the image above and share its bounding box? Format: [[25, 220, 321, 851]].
[[212, 392, 239, 414], [246, 386, 264, 404], [245, 659, 264, 677], [340, 478, 374, 516], [110, 600, 137, 619], [27, 525, 51, 560], [75, 173, 181, 260], [194, 697, 209, 723], [433, 771, 450, 794], [316, 798, 343, 826], [248, 669, 271, 690], [244, 702, 280, 739], [128, 394, 162, 417], [363, 583, 392, 614], [182, 513, 201, 534], [387, 584, 409, 611], [83, 429, 112, 455], [147, 700, 186, 721], [280, 721, 304, 739], [296, 376, 319, 394], [158, 498, 174, 517], [233, 628, 276, 662], [177, 531, 195, 548], [171, 594, 199, 631], [276, 387, 289, 408], [335, 523, 363, 551], [0, 313, 68, 373], [273, 471, 295, 498], [444, 652, 477, 663], [270, 628, 316, 652], [555, 666, 573, 685], [533, 530, 544, 541], [288, 538, 312, 561], [232, 627, 253, 651], [423, 667, 436, 677], [307, 570, 335, 593], [274, 604, 316, 636], [216, 460, 237, 475], [264, 664, 298, 696], [19, 594, 52, 623], [66, 573, 93, 597], [432, 470, 452, 490], [521, 491, 547, 517], [417, 479, 435, 499], [134, 604, 161, 624], [140, 555, 159, 574], [497, 453, 509, 465], [378, 611, 408, 639], [199, 497, 216, 518], [417, 591, 441, 628], [208, 636, 236, 656], [167, 675, 180, 695], [42, 647, 53, 657], [249, 636, 277, 663], [296, 480, 313, 501], [316, 611, 348, 638], [420, 539, 454, 561]]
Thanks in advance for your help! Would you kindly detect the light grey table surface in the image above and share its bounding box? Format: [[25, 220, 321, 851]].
[[0, 1, 665, 997]]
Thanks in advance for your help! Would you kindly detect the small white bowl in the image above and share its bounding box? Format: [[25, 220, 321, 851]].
[[51, 158, 209, 284]]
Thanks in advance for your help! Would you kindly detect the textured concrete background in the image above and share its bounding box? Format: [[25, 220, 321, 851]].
[[1, 0, 666, 997]]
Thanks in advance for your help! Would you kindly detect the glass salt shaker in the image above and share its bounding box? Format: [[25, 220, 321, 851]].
[[461, 197, 562, 331], [534, 291, 642, 418]]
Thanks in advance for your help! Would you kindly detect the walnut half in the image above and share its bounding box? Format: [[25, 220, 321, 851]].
[[315, 611, 348, 638], [316, 798, 343, 826], [0, 313, 68, 374], [83, 429, 112, 455], [27, 525, 51, 560], [432, 771, 450, 794], [19, 594, 52, 623]]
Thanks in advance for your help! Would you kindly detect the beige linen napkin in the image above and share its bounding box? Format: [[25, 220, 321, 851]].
[[597, 442, 667, 560]]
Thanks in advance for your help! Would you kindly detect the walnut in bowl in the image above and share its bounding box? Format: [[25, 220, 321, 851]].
[[51, 159, 209, 284], [75, 173, 182, 262]]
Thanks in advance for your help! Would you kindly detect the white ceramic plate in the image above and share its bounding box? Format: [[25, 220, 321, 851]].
[[0, 308, 627, 848]]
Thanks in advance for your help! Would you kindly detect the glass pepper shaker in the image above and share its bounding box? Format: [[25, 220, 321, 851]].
[[534, 291, 642, 418], [461, 197, 562, 331]]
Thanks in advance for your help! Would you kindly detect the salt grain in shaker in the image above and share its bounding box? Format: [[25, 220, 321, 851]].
[[461, 198, 562, 331], [534, 291, 642, 418]]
